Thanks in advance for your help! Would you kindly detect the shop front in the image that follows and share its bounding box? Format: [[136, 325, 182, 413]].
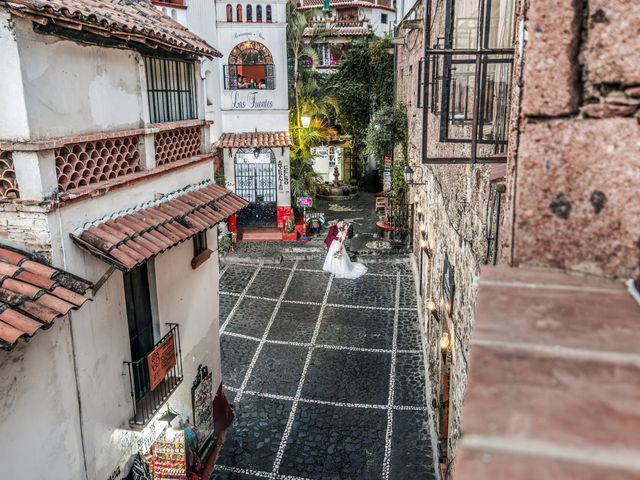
[[219, 131, 294, 236]]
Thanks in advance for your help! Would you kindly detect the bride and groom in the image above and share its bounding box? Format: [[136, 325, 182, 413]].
[[322, 219, 367, 279]]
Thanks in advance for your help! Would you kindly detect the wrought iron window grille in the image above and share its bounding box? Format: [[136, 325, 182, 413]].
[[420, 0, 515, 165], [144, 57, 197, 124]]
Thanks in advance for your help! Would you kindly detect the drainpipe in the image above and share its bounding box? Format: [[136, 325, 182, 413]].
[[58, 208, 90, 480]]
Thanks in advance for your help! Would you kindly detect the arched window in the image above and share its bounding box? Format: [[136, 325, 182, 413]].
[[266, 4, 272, 22], [224, 41, 275, 90], [246, 4, 253, 22], [226, 4, 233, 22], [256, 5, 263, 22], [236, 4, 243, 22]]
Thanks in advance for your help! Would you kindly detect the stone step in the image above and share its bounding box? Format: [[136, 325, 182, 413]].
[[457, 265, 640, 479]]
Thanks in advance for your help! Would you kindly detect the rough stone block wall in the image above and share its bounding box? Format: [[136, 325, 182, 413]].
[[504, 0, 640, 279], [395, 0, 507, 473], [0, 202, 52, 258]]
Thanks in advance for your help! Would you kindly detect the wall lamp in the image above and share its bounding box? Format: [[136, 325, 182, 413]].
[[404, 165, 428, 186], [426, 298, 439, 321]]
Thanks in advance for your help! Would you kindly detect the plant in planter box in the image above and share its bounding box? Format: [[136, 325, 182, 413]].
[[285, 217, 295, 233]]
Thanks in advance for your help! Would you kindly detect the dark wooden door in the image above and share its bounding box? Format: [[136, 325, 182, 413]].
[[124, 263, 154, 398]]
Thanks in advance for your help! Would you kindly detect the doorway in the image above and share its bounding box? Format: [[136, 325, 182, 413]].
[[234, 148, 277, 227]]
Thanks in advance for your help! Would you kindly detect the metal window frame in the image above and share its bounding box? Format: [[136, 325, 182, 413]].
[[144, 56, 197, 124], [224, 64, 276, 90], [420, 0, 515, 165]]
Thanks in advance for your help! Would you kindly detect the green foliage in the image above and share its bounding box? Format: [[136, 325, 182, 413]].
[[365, 104, 408, 164], [332, 37, 395, 172], [285, 217, 295, 233], [218, 234, 232, 253], [289, 154, 318, 201]]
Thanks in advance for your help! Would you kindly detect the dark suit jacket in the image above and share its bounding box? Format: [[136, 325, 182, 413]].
[[324, 225, 339, 249]]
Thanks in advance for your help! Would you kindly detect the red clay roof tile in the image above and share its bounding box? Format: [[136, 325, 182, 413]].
[[1, 0, 221, 59], [218, 131, 294, 149], [0, 245, 92, 350], [71, 181, 248, 270]]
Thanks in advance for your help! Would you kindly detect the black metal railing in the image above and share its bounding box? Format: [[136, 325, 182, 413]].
[[124, 323, 183, 426], [387, 203, 413, 249]]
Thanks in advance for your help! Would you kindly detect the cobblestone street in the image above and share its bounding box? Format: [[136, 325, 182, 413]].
[[212, 257, 436, 480]]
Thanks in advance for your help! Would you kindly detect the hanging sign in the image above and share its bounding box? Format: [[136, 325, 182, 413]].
[[383, 156, 392, 192], [147, 332, 176, 391], [297, 197, 313, 207]]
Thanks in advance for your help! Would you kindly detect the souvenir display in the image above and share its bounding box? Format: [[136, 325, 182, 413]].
[[191, 365, 214, 448], [151, 429, 187, 480]]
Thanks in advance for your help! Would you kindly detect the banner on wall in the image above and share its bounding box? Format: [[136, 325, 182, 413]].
[[147, 332, 176, 391]]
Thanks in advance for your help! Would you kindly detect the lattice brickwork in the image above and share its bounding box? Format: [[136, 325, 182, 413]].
[[55, 136, 141, 192], [155, 126, 201, 166], [0, 150, 19, 199]]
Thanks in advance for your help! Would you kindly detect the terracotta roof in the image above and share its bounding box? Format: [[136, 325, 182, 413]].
[[1, 0, 221, 59], [304, 24, 371, 37], [0, 245, 92, 350], [71, 181, 248, 271], [218, 131, 294, 149], [298, 0, 395, 11]]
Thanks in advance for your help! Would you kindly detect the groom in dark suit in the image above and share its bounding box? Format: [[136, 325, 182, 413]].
[[324, 219, 344, 250]]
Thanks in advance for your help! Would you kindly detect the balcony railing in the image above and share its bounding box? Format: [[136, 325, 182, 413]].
[[124, 323, 183, 426]]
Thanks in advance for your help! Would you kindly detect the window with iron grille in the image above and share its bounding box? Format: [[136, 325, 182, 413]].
[[424, 0, 514, 162], [224, 41, 275, 90], [144, 57, 197, 124]]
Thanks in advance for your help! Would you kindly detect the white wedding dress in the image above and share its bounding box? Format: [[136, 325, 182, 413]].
[[322, 230, 367, 279]]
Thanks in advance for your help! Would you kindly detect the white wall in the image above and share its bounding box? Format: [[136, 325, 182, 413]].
[[185, 0, 225, 142], [216, 0, 289, 133], [361, 7, 396, 36], [0, 319, 86, 479], [45, 161, 221, 479], [13, 17, 145, 139], [0, 10, 31, 140]]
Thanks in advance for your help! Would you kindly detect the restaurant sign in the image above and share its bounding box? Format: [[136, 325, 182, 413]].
[[297, 197, 313, 207], [147, 332, 177, 391]]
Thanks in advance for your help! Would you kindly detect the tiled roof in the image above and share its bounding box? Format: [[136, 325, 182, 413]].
[[71, 181, 248, 271], [304, 24, 371, 37], [0, 245, 92, 350], [218, 131, 294, 149], [298, 0, 395, 11], [1, 0, 221, 59]]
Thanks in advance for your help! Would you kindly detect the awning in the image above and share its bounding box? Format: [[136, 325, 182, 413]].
[[217, 131, 294, 149], [0, 245, 92, 350], [71, 182, 248, 271]]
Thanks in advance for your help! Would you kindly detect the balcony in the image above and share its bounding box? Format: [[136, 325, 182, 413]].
[[124, 323, 184, 427], [0, 119, 213, 204]]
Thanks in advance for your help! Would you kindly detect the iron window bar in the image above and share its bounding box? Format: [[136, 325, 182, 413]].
[[144, 57, 197, 124], [420, 0, 515, 165], [124, 323, 183, 427]]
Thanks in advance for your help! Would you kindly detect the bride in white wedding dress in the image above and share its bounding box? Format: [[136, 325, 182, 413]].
[[322, 224, 367, 279]]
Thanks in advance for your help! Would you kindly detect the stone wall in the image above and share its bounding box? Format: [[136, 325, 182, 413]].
[[395, 0, 508, 474], [503, 0, 640, 280], [0, 202, 51, 258]]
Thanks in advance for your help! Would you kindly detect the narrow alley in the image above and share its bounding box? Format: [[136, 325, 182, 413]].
[[213, 257, 436, 479]]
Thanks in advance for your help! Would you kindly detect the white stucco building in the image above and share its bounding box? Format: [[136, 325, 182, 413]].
[[0, 1, 244, 479], [153, 0, 293, 233]]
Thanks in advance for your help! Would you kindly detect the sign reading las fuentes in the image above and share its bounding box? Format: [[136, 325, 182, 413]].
[[231, 90, 273, 110]]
